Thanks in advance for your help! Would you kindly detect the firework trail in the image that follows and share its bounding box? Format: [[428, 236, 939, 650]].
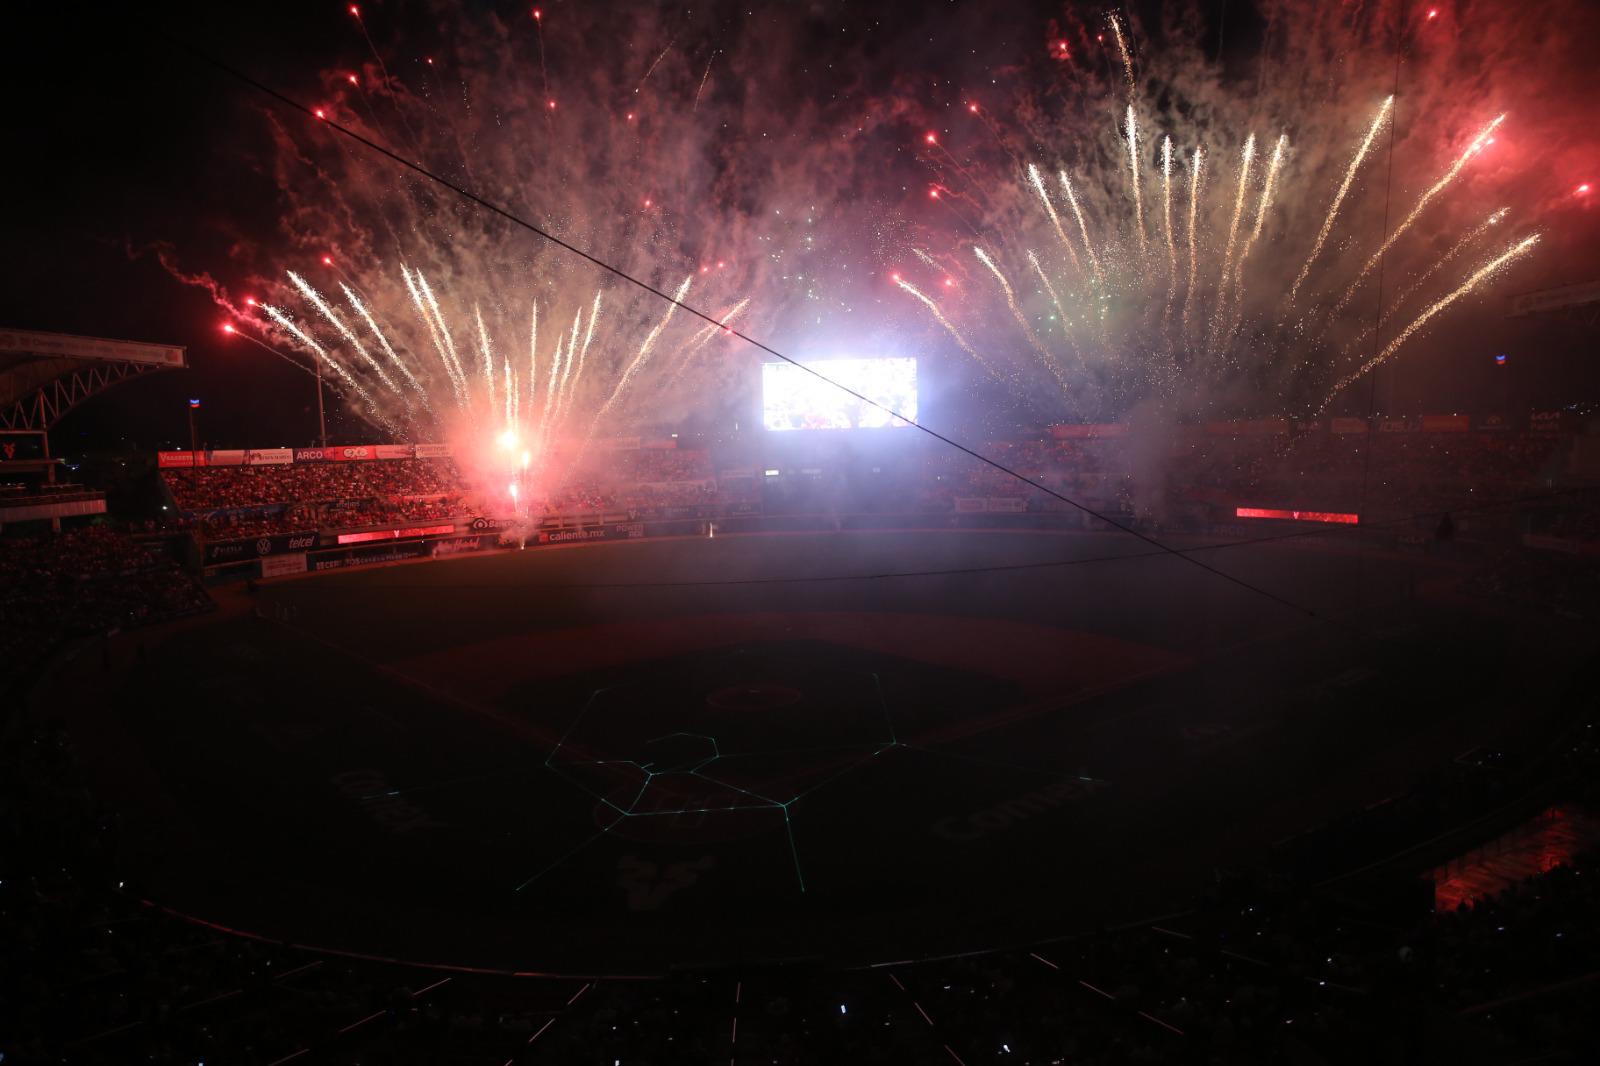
[[1206, 133, 1256, 350], [1161, 136, 1177, 318], [410, 269, 471, 406], [1331, 114, 1507, 317], [896, 277, 1002, 382], [1223, 133, 1289, 337], [340, 283, 429, 406], [503, 357, 513, 425], [1027, 163, 1083, 275], [1125, 105, 1147, 254], [636, 35, 677, 94], [261, 303, 390, 428], [287, 271, 403, 401], [1058, 171, 1102, 279], [589, 275, 693, 433], [552, 307, 583, 423], [1287, 96, 1393, 305], [401, 266, 465, 406], [538, 318, 566, 437], [526, 298, 539, 415], [564, 289, 603, 413], [693, 52, 717, 111], [1240, 135, 1288, 274], [974, 246, 1065, 389], [667, 297, 749, 385], [1341, 207, 1510, 360], [1027, 250, 1083, 372], [1323, 234, 1540, 408], [1109, 14, 1136, 98], [1028, 250, 1070, 329], [1179, 145, 1205, 336], [475, 304, 497, 417], [1218, 134, 1257, 293]]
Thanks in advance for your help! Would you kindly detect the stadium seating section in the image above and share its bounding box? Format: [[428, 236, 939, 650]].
[[0, 527, 210, 688]]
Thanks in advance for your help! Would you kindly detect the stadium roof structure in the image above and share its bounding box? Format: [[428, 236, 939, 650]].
[[0, 328, 186, 432]]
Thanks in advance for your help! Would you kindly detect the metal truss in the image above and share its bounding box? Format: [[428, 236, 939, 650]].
[[0, 360, 170, 431]]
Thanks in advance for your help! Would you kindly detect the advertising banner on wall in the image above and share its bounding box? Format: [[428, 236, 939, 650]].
[[260, 553, 308, 578], [242, 448, 295, 464], [986, 497, 1027, 512], [535, 522, 645, 545], [1420, 414, 1471, 433], [1476, 413, 1512, 432], [374, 443, 415, 460], [159, 447, 297, 466], [322, 445, 378, 462], [430, 536, 488, 557], [1530, 410, 1564, 433], [1331, 417, 1369, 435], [334, 523, 457, 545], [202, 530, 319, 565], [414, 443, 453, 458], [311, 541, 432, 571]]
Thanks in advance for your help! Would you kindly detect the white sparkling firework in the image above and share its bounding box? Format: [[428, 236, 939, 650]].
[[1027, 163, 1083, 275], [1324, 234, 1541, 407], [1288, 96, 1393, 305], [1058, 171, 1102, 279], [589, 275, 693, 433], [1125, 105, 1147, 254], [1331, 114, 1508, 316], [1182, 145, 1204, 334], [287, 272, 402, 400], [896, 277, 1001, 382], [340, 283, 428, 404], [261, 302, 391, 430]]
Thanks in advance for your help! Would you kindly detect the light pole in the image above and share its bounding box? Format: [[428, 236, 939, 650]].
[[222, 321, 327, 447], [314, 360, 328, 448], [188, 398, 201, 452]]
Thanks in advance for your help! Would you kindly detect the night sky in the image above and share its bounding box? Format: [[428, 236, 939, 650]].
[[4, 0, 1596, 456]]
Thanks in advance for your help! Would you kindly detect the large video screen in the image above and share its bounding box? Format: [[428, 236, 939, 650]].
[[761, 358, 917, 431]]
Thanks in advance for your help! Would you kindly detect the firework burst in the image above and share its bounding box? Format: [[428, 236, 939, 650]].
[[895, 15, 1540, 420]]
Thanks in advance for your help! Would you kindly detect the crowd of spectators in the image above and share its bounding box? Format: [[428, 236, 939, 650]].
[[163, 459, 469, 540], [154, 428, 1577, 538], [613, 447, 714, 484], [0, 526, 210, 688], [0, 480, 105, 506], [748, 428, 1568, 533], [163, 460, 467, 511]]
